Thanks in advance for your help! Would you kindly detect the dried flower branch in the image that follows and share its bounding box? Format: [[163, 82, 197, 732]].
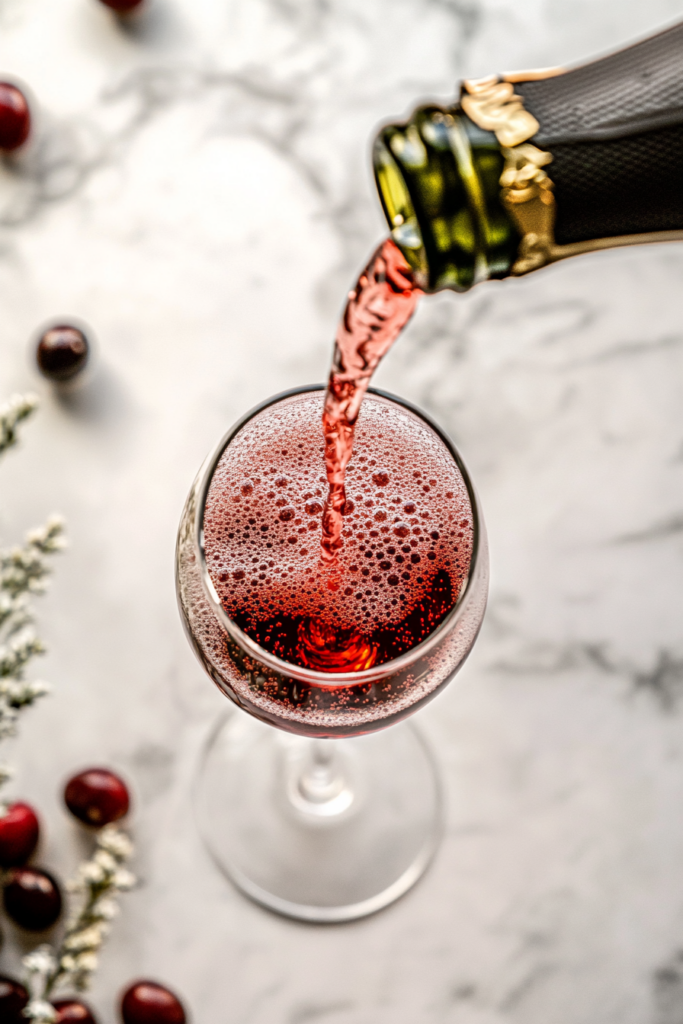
[[22, 947, 58, 1023], [54, 825, 135, 993], [0, 516, 65, 800], [0, 392, 38, 459], [0, 396, 65, 802], [22, 826, 136, 1019]]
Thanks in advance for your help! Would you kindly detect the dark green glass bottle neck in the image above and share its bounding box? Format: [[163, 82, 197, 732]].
[[373, 105, 519, 293]]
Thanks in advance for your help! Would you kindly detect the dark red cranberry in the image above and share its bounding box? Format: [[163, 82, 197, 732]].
[[0, 83, 30, 152], [53, 999, 99, 1024], [98, 0, 144, 12], [0, 975, 28, 1023], [3, 866, 62, 930], [36, 325, 89, 382], [121, 982, 186, 1024], [0, 802, 40, 867], [64, 768, 130, 826]]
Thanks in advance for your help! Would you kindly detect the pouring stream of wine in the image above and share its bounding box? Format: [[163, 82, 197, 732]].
[[321, 239, 423, 562]]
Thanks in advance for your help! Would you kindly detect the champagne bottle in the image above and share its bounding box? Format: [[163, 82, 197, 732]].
[[373, 21, 683, 292]]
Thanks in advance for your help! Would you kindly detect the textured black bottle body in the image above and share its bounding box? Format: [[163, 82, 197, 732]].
[[374, 21, 683, 291], [516, 22, 683, 245]]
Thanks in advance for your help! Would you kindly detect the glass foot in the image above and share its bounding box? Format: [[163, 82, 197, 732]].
[[194, 711, 443, 923]]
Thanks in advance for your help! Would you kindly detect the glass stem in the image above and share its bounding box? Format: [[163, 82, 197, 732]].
[[292, 739, 354, 816]]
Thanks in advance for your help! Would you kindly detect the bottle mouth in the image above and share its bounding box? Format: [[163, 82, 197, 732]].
[[373, 105, 519, 293], [373, 131, 428, 286]]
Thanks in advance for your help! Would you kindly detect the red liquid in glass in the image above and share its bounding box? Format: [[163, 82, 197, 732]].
[[321, 239, 423, 561], [204, 393, 473, 673]]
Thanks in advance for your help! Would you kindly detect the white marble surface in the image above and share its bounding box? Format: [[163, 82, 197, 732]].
[[2, 0, 683, 1021]]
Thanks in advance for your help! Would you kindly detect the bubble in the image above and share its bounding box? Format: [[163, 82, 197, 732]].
[[240, 479, 254, 496], [203, 392, 473, 646]]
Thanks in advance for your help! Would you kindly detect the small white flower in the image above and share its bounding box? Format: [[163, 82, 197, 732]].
[[75, 951, 99, 974], [91, 897, 119, 921], [25, 679, 51, 699], [93, 849, 117, 874], [23, 945, 57, 976], [63, 924, 104, 952], [79, 861, 107, 885], [112, 867, 136, 891], [98, 826, 133, 860], [59, 953, 78, 973], [23, 999, 57, 1023]]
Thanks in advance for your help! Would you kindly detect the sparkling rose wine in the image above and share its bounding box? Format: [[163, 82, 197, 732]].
[[204, 392, 473, 674], [178, 388, 487, 736], [321, 239, 423, 561]]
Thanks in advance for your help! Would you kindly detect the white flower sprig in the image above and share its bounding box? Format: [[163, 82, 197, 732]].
[[0, 393, 38, 459], [23, 825, 136, 1014], [0, 514, 65, 801], [0, 393, 66, 802], [22, 947, 58, 1023]]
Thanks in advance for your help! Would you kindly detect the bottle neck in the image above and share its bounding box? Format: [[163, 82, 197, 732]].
[[373, 106, 519, 293], [374, 21, 683, 293]]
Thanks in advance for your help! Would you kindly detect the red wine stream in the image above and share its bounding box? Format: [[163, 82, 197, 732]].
[[321, 239, 423, 561]]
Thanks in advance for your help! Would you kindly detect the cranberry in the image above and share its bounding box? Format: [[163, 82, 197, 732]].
[[0, 975, 28, 1022], [0, 83, 30, 152], [3, 866, 62, 930], [0, 974, 28, 1024], [121, 982, 186, 1024], [36, 325, 90, 382], [0, 802, 40, 868], [98, 0, 144, 12], [64, 768, 130, 826], [53, 999, 99, 1023]]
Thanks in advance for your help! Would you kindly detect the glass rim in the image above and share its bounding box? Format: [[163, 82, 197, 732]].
[[193, 384, 483, 686]]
